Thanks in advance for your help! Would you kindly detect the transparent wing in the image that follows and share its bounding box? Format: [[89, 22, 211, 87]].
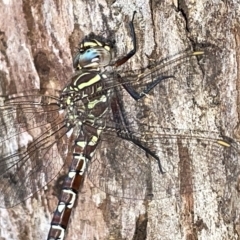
[[88, 49, 207, 133], [105, 49, 204, 100], [0, 90, 70, 208], [0, 49, 215, 207], [87, 128, 239, 200], [86, 48, 224, 201]]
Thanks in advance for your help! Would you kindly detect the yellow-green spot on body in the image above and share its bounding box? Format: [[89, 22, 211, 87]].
[[217, 140, 231, 147], [102, 74, 107, 78], [88, 113, 94, 119], [87, 118, 95, 124], [82, 93, 88, 98], [77, 141, 87, 148], [81, 42, 98, 48], [96, 86, 102, 92], [193, 51, 204, 56], [88, 95, 107, 109], [68, 171, 76, 178], [74, 154, 86, 161], [89, 135, 98, 146], [78, 74, 101, 90], [104, 45, 110, 52], [97, 128, 102, 136], [66, 97, 71, 105]]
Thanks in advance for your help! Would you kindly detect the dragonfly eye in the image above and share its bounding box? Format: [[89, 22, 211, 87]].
[[73, 41, 112, 69]]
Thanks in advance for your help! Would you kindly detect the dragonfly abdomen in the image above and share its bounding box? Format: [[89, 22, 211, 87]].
[[47, 132, 100, 240]]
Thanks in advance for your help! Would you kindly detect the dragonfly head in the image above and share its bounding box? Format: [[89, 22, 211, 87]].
[[74, 38, 114, 70]]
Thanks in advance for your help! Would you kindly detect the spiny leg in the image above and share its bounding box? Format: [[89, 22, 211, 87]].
[[113, 10, 174, 100], [110, 91, 165, 173], [118, 74, 175, 100], [114, 11, 137, 67], [110, 88, 131, 133]]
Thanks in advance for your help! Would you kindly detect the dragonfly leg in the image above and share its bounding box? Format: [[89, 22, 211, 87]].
[[111, 94, 165, 174], [114, 11, 137, 67], [111, 91, 131, 133], [119, 74, 175, 100], [120, 132, 165, 174]]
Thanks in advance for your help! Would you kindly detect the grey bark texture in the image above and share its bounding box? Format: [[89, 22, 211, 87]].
[[0, 0, 240, 240]]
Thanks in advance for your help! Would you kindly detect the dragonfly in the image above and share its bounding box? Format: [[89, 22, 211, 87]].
[[0, 12, 238, 240]]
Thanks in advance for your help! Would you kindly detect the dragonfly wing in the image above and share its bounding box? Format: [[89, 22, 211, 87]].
[[87, 129, 239, 201], [103, 49, 205, 106], [0, 92, 70, 208], [87, 132, 153, 200], [0, 90, 62, 139], [90, 50, 210, 135], [85, 47, 235, 201]]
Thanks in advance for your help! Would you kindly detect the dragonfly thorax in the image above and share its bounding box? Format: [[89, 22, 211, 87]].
[[60, 69, 112, 129], [60, 89, 111, 127]]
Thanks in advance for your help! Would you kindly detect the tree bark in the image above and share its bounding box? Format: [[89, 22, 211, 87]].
[[0, 0, 240, 240]]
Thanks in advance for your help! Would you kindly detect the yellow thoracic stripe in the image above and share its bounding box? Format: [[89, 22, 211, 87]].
[[76, 74, 101, 90], [74, 72, 89, 85]]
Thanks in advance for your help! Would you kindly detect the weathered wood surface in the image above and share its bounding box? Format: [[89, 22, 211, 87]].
[[0, 0, 240, 240]]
